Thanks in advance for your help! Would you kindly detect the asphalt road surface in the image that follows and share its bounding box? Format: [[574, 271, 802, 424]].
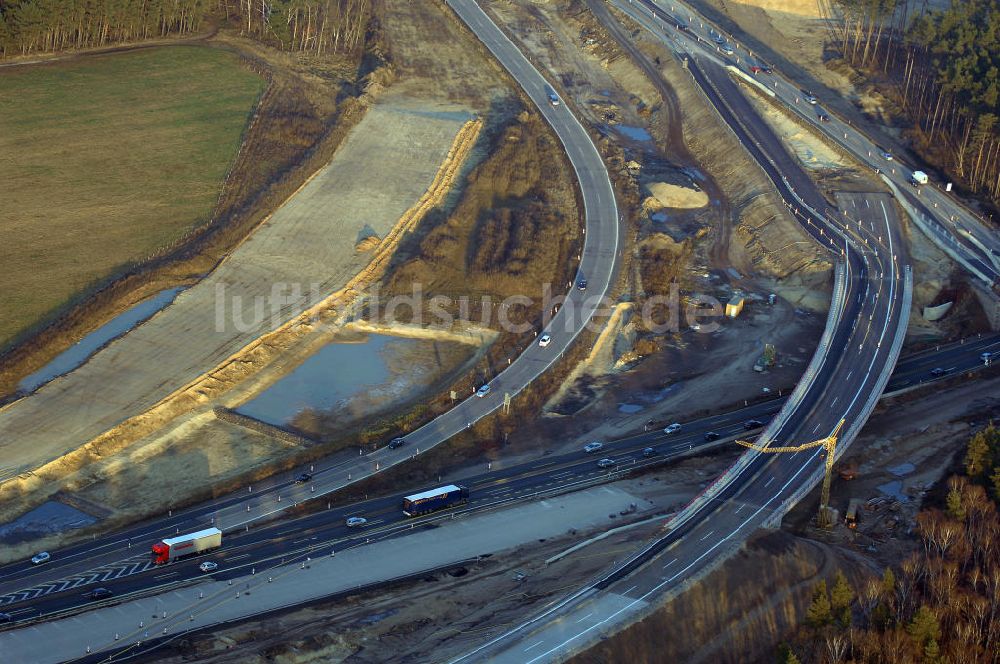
[[0, 2, 991, 659], [1, 333, 994, 625], [620, 0, 1000, 285], [449, 2, 913, 658]]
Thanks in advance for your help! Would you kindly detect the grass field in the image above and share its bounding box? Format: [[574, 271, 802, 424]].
[[0, 45, 265, 349]]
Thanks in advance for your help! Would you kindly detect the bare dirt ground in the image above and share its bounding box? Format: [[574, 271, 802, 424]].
[[683, 0, 949, 196], [687, 0, 853, 100], [0, 0, 584, 546], [794, 373, 1000, 567], [121, 7, 997, 662], [734, 49, 984, 342], [574, 530, 843, 664], [474, 0, 830, 446], [0, 102, 474, 492], [541, 292, 822, 451], [744, 93, 850, 172], [0, 0, 493, 510]]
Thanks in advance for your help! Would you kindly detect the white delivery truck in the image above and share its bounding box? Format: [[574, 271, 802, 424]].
[[151, 527, 222, 564]]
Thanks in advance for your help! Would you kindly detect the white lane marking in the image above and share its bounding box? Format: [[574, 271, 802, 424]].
[[457, 11, 907, 664], [764, 477, 774, 488], [699, 530, 714, 541], [663, 559, 677, 569], [524, 641, 544, 652], [522, 268, 907, 664], [576, 613, 594, 623], [6, 608, 37, 616], [734, 504, 744, 515], [521, 444, 825, 664]]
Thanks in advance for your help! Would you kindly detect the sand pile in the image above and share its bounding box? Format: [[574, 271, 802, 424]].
[[644, 182, 709, 210], [740, 0, 824, 17]]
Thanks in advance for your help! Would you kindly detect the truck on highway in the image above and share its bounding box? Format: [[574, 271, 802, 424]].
[[910, 170, 929, 186], [402, 484, 469, 517], [151, 527, 222, 565]]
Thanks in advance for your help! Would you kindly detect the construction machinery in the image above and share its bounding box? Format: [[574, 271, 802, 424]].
[[735, 419, 845, 527], [754, 343, 776, 372]]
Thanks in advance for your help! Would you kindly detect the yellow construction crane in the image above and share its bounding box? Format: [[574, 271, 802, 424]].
[[735, 419, 846, 527]]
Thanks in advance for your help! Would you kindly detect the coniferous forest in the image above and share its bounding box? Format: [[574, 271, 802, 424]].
[[837, 0, 1000, 208], [0, 0, 370, 57]]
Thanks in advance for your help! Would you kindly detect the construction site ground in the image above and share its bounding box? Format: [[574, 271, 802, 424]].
[[0, 0, 522, 523], [792, 372, 1000, 567], [461, 0, 830, 465], [0, 0, 570, 550], [116, 3, 997, 661], [569, 373, 1000, 664], [733, 50, 982, 340], [0, 97, 473, 499]]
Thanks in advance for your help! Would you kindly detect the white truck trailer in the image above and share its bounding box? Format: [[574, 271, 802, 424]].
[[151, 527, 222, 565]]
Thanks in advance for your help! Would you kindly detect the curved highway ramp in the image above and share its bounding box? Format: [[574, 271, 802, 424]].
[[445, 2, 913, 661]]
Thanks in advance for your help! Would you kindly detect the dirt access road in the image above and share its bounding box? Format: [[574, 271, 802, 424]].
[[0, 96, 474, 482]]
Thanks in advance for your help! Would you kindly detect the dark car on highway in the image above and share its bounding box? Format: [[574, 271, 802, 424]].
[[744, 419, 764, 430], [704, 431, 721, 442], [83, 588, 113, 600], [0, 612, 12, 623], [388, 437, 406, 449], [294, 472, 313, 483]]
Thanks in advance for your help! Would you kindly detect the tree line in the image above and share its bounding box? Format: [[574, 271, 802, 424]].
[[779, 426, 1000, 663], [835, 0, 1000, 208], [0, 0, 371, 58], [223, 0, 369, 55]]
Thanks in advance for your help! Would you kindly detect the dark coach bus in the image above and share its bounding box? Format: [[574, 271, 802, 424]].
[[402, 484, 470, 517]]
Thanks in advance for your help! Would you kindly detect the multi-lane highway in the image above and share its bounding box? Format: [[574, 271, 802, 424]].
[[618, 0, 1000, 286], [1, 0, 623, 576], [0, 0, 991, 659], [444, 0, 916, 658], [0, 332, 994, 628]]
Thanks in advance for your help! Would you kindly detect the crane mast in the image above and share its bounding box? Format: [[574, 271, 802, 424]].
[[735, 419, 846, 527]]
